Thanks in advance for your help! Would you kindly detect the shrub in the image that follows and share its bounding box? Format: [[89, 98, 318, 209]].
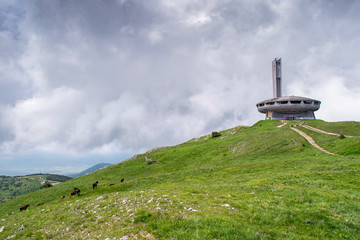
[[42, 181, 53, 188], [145, 156, 158, 164], [212, 131, 221, 137]]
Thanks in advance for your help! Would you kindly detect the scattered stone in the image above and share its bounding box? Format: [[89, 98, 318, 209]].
[[146, 146, 169, 154], [221, 204, 230, 207], [96, 196, 104, 200], [139, 231, 155, 239], [0, 226, 4, 232], [18, 226, 24, 233]]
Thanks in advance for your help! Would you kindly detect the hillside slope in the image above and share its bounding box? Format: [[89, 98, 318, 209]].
[[0, 174, 72, 204], [0, 120, 359, 239]]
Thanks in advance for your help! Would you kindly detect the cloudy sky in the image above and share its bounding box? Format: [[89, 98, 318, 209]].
[[0, 0, 359, 175]]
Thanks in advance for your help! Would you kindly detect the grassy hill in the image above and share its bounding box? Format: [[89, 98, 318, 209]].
[[0, 120, 359, 239], [0, 174, 72, 204]]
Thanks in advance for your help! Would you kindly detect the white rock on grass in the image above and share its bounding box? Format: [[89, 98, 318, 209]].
[[0, 226, 4, 232], [222, 204, 230, 207]]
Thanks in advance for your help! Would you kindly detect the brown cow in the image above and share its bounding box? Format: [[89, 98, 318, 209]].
[[20, 204, 30, 211], [37, 203, 44, 206], [121, 178, 125, 183], [71, 188, 81, 196]]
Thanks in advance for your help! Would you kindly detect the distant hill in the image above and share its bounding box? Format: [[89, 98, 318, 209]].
[[0, 120, 359, 239], [67, 163, 112, 178], [0, 174, 71, 203]]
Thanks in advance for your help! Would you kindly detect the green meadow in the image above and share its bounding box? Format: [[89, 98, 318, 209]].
[[0, 120, 359, 239]]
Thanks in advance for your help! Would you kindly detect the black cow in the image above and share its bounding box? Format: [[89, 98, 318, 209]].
[[93, 181, 99, 190]]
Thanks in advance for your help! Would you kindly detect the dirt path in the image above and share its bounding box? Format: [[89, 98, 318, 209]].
[[277, 120, 288, 128], [290, 127, 336, 155], [301, 125, 354, 138]]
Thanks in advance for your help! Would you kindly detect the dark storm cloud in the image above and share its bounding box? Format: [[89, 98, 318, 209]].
[[0, 0, 359, 174]]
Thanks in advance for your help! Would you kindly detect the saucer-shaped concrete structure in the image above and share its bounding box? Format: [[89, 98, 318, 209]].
[[256, 58, 321, 120], [256, 96, 321, 120]]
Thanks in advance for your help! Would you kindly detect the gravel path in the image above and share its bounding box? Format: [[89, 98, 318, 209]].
[[300, 125, 355, 138], [290, 127, 336, 155], [277, 120, 288, 128]]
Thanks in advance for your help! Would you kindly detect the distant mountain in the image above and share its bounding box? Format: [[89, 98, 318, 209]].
[[67, 163, 112, 178]]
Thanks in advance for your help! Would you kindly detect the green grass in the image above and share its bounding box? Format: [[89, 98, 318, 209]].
[[0, 120, 359, 239]]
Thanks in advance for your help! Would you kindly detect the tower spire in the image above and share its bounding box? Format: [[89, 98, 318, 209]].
[[272, 58, 282, 98]]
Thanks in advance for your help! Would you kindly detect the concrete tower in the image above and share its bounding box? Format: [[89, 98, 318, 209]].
[[272, 58, 282, 98], [256, 58, 321, 120]]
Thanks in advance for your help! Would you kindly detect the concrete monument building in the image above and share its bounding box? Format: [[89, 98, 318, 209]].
[[256, 58, 321, 120]]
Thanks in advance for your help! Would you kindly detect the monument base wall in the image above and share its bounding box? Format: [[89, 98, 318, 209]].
[[265, 111, 315, 120]]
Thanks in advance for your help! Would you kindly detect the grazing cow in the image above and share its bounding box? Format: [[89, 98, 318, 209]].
[[37, 203, 44, 206], [121, 178, 125, 183], [71, 188, 81, 196], [7, 212, 14, 216], [93, 181, 99, 190], [20, 204, 30, 211], [109, 183, 115, 186], [61, 195, 65, 199]]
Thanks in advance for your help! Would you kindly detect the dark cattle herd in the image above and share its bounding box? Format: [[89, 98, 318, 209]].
[[70, 187, 81, 196], [16, 178, 125, 214]]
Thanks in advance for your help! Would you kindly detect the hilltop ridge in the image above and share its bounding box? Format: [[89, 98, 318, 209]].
[[0, 120, 359, 239], [67, 163, 112, 178]]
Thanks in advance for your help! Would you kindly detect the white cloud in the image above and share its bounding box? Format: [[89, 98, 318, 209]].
[[0, 0, 360, 174], [186, 12, 211, 26]]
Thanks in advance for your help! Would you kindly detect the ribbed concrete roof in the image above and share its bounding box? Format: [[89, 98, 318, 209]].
[[256, 95, 321, 114], [256, 96, 321, 105]]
